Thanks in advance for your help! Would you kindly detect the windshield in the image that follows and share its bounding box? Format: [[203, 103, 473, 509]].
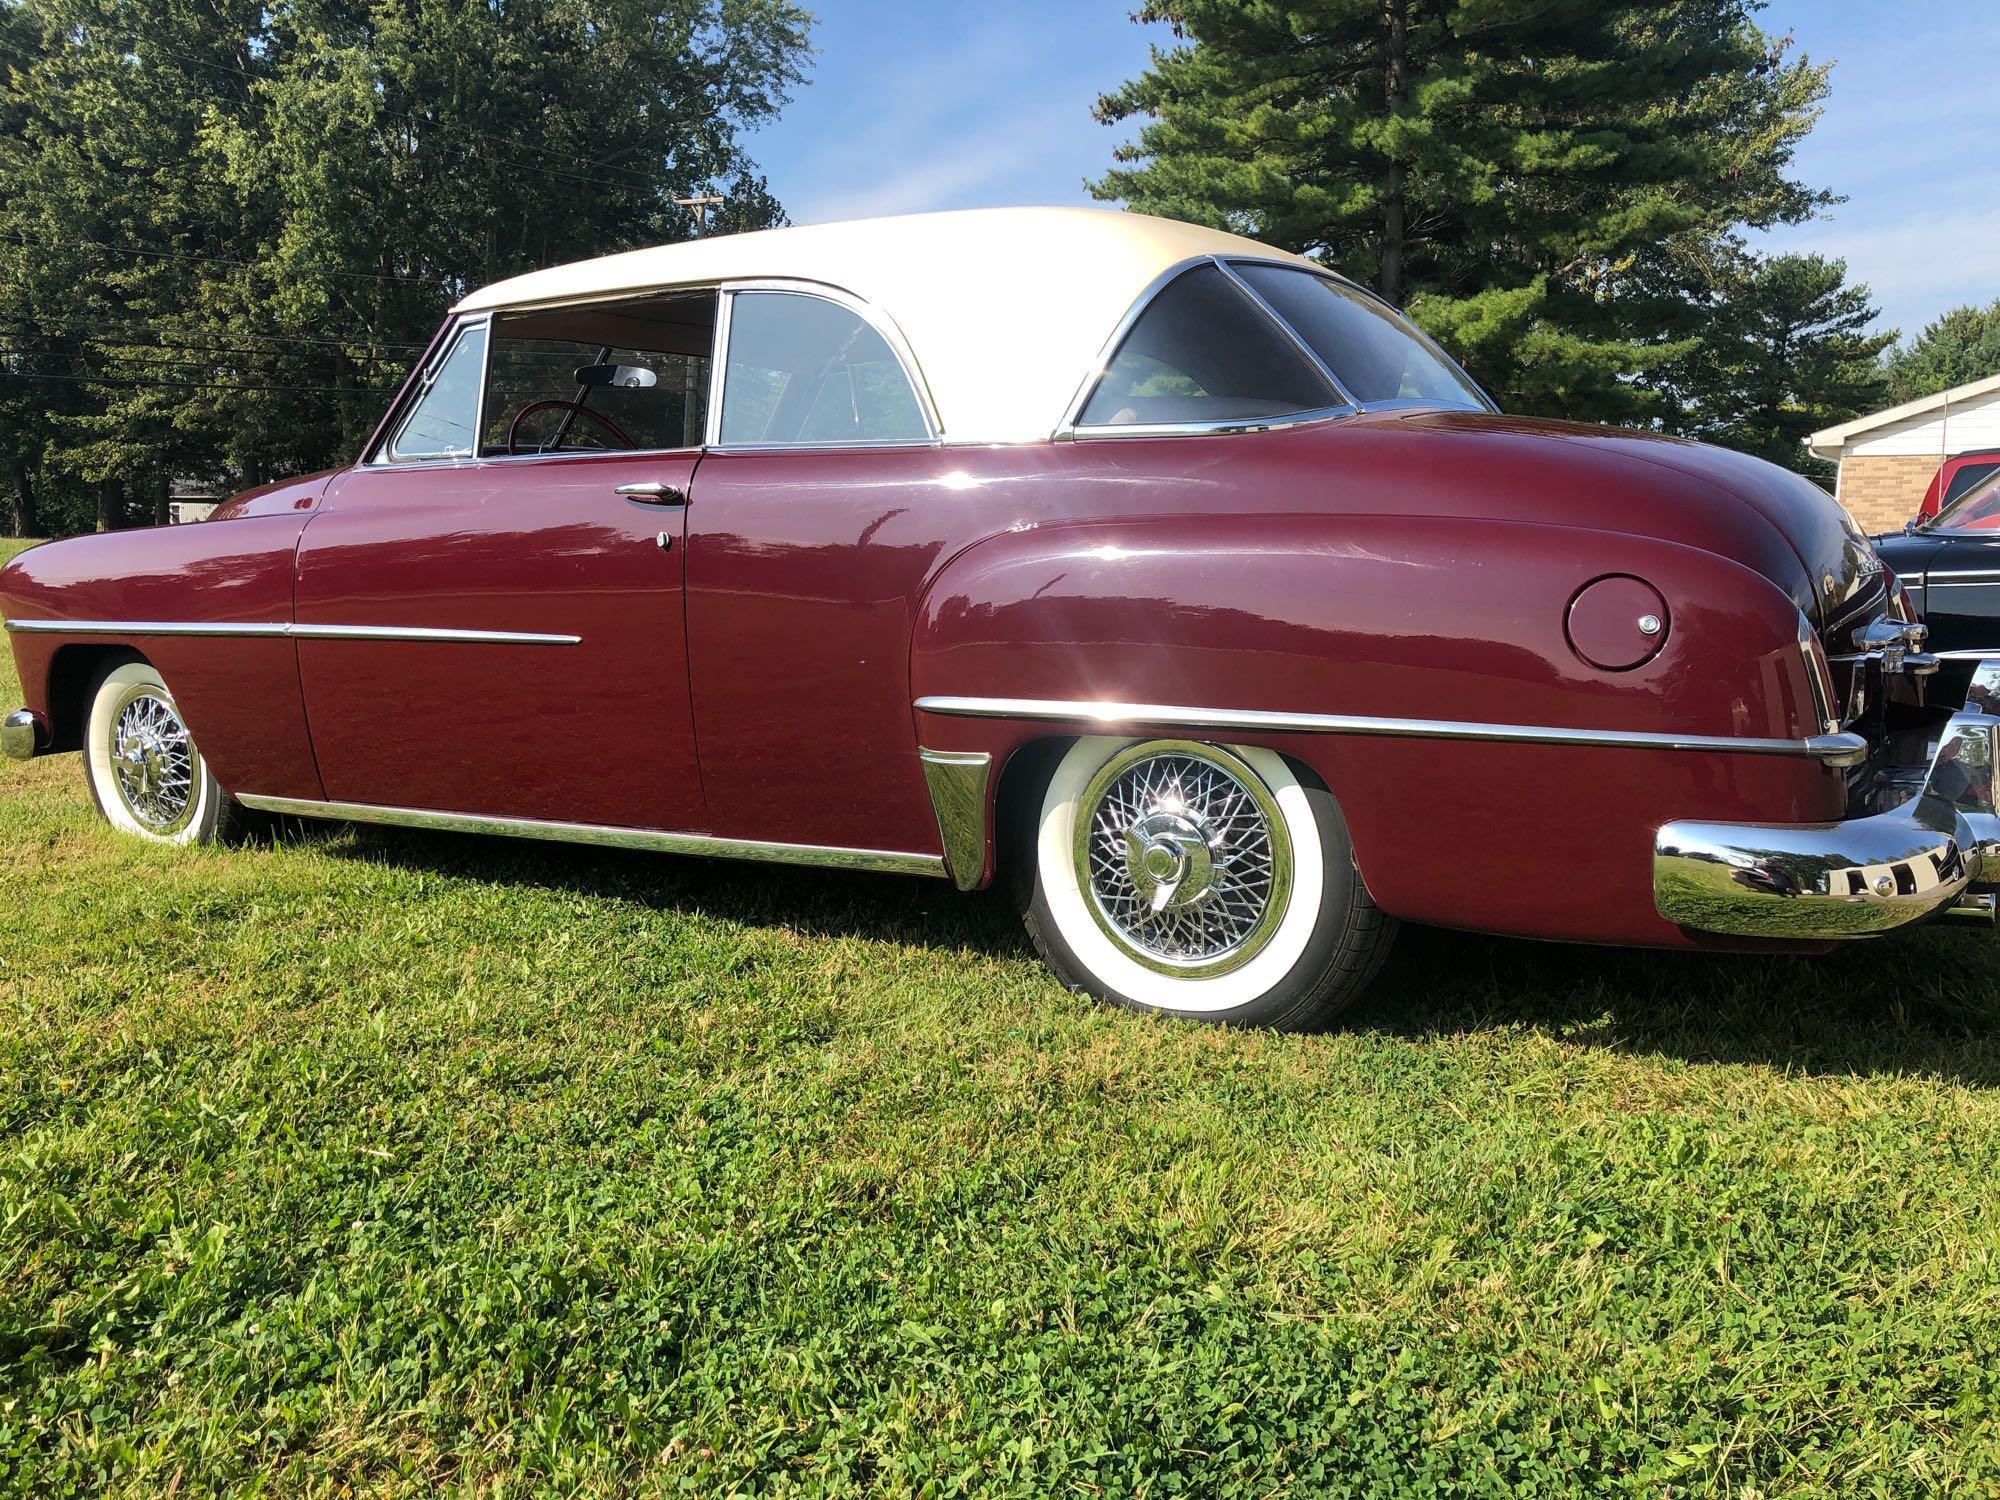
[[1925, 467, 2000, 533]]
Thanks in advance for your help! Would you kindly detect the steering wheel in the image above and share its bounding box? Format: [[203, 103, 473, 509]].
[[506, 398, 636, 455]]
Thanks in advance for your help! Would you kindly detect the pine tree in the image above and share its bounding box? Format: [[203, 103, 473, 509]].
[[1091, 1, 1834, 425], [1661, 253, 1891, 478]]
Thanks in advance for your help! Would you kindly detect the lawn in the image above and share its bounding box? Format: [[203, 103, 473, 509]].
[[3, 533, 2000, 1496]]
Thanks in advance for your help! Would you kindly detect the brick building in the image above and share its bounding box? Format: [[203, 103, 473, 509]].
[[1808, 372, 2000, 534]]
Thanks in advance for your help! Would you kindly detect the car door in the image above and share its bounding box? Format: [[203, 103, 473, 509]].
[[293, 310, 708, 831], [682, 284, 960, 854]]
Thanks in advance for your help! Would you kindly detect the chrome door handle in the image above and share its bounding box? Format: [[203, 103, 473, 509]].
[[615, 481, 687, 505]]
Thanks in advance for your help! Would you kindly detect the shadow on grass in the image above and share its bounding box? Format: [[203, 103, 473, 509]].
[[304, 820, 2000, 1086]]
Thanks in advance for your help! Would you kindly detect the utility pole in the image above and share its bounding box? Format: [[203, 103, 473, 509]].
[[674, 194, 726, 236]]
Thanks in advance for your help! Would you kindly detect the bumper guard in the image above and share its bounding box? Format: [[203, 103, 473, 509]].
[[2, 709, 44, 762]]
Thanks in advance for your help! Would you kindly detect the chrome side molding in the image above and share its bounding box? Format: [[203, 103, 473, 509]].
[[913, 695, 1869, 767], [235, 794, 947, 878], [4, 619, 580, 646], [918, 749, 992, 891]]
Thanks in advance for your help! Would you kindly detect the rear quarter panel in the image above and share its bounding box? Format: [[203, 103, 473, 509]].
[[912, 512, 1844, 948]]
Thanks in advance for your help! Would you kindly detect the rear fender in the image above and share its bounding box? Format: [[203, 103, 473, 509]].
[[910, 513, 1843, 947]]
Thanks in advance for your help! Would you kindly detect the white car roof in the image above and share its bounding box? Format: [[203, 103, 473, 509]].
[[452, 206, 1318, 445]]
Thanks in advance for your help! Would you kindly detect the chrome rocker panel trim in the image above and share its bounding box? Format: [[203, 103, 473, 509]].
[[234, 794, 946, 877], [2, 708, 43, 762], [1656, 708, 2000, 940], [3, 619, 581, 646], [918, 749, 992, 891], [913, 695, 1868, 766]]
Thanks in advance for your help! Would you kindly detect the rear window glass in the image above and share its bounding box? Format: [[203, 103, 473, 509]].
[[1231, 263, 1486, 408], [1077, 264, 1339, 428]]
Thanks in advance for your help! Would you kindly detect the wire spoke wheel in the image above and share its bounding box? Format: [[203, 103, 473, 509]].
[[107, 687, 200, 836], [1071, 741, 1294, 978]]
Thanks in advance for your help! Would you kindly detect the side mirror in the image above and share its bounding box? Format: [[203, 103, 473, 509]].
[[574, 363, 658, 390]]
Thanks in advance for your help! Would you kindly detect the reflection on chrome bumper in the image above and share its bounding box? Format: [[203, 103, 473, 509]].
[[1, 708, 43, 762], [1656, 708, 2000, 940]]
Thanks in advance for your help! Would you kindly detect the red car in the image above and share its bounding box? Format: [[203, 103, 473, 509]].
[[1918, 450, 2000, 524], [5, 208, 1997, 1028]]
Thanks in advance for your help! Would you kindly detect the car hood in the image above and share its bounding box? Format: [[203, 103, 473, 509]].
[[1381, 411, 1882, 632]]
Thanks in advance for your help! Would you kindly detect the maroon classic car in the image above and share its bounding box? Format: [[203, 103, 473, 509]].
[[5, 207, 1997, 1028]]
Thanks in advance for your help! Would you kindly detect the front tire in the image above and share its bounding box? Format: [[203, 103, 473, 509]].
[[83, 660, 239, 845], [1014, 737, 1394, 1029]]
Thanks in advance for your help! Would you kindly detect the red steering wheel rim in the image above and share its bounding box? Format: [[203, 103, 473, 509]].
[[506, 398, 636, 455]]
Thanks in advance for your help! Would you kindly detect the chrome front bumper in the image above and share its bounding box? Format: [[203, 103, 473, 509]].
[[1, 708, 43, 762], [1657, 707, 2000, 940]]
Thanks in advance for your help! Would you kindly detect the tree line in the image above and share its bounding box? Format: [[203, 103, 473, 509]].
[[0, 0, 809, 536], [2, 0, 1993, 538]]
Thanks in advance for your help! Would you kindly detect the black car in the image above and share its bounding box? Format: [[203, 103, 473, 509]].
[[1874, 466, 2000, 661]]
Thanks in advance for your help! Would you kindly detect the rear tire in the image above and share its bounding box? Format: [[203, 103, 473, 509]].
[[1012, 736, 1395, 1030], [82, 660, 241, 846]]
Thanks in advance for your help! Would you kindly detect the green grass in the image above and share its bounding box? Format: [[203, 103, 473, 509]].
[[4, 532, 2000, 1495]]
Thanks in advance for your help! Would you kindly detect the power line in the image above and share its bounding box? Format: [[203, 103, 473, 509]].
[[1, 315, 430, 351], [2, 332, 414, 366], [1, 369, 394, 397], [0, 230, 443, 286]]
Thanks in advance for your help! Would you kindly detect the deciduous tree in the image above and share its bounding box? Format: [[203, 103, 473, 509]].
[[1883, 300, 2000, 403], [0, 0, 810, 533]]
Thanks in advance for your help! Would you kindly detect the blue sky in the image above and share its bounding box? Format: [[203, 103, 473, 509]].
[[747, 1, 2000, 342]]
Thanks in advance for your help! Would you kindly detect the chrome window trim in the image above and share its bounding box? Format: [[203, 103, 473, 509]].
[[712, 278, 943, 448], [1209, 257, 1359, 408], [913, 694, 1868, 766], [371, 314, 493, 467], [1060, 406, 1358, 443], [3, 619, 580, 646], [1056, 253, 1497, 441], [233, 793, 946, 878]]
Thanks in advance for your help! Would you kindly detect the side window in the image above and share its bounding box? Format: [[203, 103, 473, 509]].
[[479, 292, 714, 455], [1944, 462, 2000, 506], [1231, 263, 1487, 409], [719, 291, 929, 446], [384, 323, 488, 462], [1078, 264, 1339, 428]]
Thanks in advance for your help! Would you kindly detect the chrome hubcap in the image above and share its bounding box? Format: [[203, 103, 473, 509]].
[[109, 690, 197, 834], [1074, 742, 1293, 976]]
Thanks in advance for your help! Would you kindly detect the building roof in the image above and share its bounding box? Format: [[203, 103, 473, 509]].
[[1808, 371, 2000, 459], [452, 207, 1318, 445]]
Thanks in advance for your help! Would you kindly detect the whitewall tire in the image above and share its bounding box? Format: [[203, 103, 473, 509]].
[[1014, 737, 1395, 1029], [83, 661, 238, 846]]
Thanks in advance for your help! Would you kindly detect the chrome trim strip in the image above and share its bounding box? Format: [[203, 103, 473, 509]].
[[235, 794, 948, 878], [1925, 573, 2000, 586], [918, 749, 992, 891], [912, 694, 1867, 764], [1060, 406, 1356, 442], [1939, 649, 2000, 660], [2, 619, 580, 646]]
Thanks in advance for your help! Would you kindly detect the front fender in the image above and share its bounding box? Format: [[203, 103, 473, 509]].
[[0, 513, 323, 799], [910, 513, 1844, 948]]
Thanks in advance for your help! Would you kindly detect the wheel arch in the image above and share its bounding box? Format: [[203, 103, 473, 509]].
[[45, 642, 149, 754]]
